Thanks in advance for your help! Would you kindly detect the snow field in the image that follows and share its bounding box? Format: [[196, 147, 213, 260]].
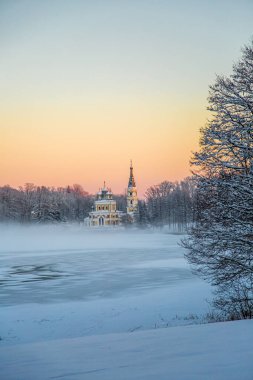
[[0, 320, 252, 380]]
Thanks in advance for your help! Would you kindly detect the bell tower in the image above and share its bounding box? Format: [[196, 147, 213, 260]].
[[127, 160, 138, 214]]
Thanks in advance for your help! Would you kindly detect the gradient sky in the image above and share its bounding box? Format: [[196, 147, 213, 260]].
[[1, 0, 253, 196]]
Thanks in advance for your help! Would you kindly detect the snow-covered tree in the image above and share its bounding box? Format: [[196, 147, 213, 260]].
[[0, 186, 22, 222], [184, 40, 253, 319], [145, 179, 194, 229], [136, 200, 150, 228], [0, 184, 92, 224]]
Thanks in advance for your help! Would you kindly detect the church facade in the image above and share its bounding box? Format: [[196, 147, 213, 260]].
[[86, 162, 138, 227], [88, 182, 123, 227]]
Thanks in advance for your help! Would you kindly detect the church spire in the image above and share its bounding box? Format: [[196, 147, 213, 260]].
[[126, 160, 138, 215], [128, 160, 136, 188]]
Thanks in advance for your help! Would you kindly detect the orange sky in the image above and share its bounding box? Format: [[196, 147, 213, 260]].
[[1, 1, 252, 196], [1, 97, 205, 196]]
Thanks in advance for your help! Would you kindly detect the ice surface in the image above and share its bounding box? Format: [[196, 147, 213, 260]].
[[0, 225, 211, 346]]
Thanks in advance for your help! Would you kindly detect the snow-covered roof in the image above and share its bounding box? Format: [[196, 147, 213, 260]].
[[95, 200, 116, 204], [89, 210, 123, 215]]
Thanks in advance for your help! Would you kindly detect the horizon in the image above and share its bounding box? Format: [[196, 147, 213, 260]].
[[0, 160, 192, 198], [1, 0, 253, 196]]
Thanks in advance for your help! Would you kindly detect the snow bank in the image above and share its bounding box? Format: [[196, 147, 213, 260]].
[[0, 320, 252, 380]]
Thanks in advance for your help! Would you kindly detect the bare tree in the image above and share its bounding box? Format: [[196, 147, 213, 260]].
[[145, 179, 194, 229], [0, 184, 92, 224], [183, 40, 253, 319]]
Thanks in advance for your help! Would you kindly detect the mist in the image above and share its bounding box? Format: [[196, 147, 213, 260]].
[[0, 223, 161, 253]]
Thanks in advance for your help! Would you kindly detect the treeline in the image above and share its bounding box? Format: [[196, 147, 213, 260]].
[[138, 177, 195, 230], [0, 183, 93, 223], [0, 179, 195, 228]]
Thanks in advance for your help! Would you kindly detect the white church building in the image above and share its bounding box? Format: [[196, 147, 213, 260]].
[[86, 162, 138, 227]]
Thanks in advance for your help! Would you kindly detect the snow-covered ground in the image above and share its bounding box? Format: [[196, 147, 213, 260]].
[[2, 225, 251, 379], [1, 319, 252, 380]]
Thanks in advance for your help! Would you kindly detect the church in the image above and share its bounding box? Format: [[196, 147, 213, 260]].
[[87, 162, 138, 227]]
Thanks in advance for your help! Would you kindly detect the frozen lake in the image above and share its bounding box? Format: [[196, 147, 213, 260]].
[[0, 225, 212, 345]]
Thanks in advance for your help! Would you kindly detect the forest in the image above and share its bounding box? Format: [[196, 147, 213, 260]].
[[0, 178, 195, 229]]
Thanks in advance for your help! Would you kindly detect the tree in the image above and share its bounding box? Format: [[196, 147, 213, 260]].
[[0, 184, 92, 224], [145, 179, 194, 229], [145, 181, 174, 227], [120, 213, 133, 227], [0, 185, 22, 222], [183, 40, 253, 319], [136, 200, 150, 228]]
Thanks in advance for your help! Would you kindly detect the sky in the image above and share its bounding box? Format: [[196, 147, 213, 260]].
[[1, 0, 253, 196]]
